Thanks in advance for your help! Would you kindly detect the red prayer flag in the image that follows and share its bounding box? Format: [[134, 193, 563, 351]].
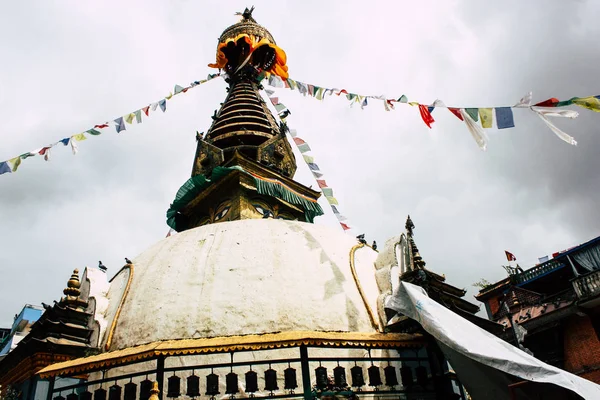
[[142, 106, 150, 116], [94, 123, 109, 129], [386, 100, 395, 109], [448, 108, 464, 121], [340, 222, 351, 231], [316, 179, 328, 188], [293, 137, 306, 145], [38, 147, 50, 155], [270, 97, 279, 105], [505, 250, 517, 262], [418, 104, 435, 128], [337, 89, 348, 96], [534, 98, 559, 107]]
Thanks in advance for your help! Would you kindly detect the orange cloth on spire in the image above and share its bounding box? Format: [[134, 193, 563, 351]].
[[207, 34, 289, 79]]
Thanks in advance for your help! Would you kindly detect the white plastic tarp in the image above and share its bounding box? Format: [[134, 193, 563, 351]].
[[386, 282, 600, 400]]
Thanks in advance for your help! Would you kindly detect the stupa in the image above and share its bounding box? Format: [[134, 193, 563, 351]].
[[0, 9, 480, 400]]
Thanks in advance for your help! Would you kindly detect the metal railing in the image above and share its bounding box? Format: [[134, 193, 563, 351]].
[[513, 260, 564, 285], [572, 270, 600, 300]]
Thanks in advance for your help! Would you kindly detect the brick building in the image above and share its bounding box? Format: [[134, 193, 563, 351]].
[[476, 235, 600, 383]]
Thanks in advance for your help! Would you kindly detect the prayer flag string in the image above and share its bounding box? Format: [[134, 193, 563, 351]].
[[265, 74, 597, 149], [263, 86, 353, 233], [0, 74, 221, 176]]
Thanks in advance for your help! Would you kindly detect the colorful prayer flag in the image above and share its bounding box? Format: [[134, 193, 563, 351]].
[[317, 179, 328, 188], [72, 133, 87, 141], [302, 155, 314, 163], [322, 188, 333, 197], [125, 113, 135, 124], [159, 99, 167, 112], [134, 110, 142, 123], [293, 137, 306, 145], [398, 95, 408, 103], [572, 96, 600, 112], [418, 104, 435, 128], [9, 157, 21, 172], [340, 222, 351, 231], [142, 106, 150, 116], [297, 143, 311, 153], [513, 92, 532, 108], [325, 196, 339, 205], [174, 85, 184, 94], [86, 129, 101, 135], [465, 108, 479, 122], [307, 163, 320, 171], [448, 108, 464, 120], [479, 108, 493, 128], [534, 98, 559, 107], [495, 107, 515, 129], [60, 138, 70, 146], [165, 92, 173, 100], [0, 161, 11, 175], [94, 123, 109, 129], [39, 147, 51, 161], [115, 117, 126, 133]]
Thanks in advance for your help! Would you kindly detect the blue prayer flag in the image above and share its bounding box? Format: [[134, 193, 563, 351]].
[[495, 107, 515, 129], [60, 138, 70, 146], [0, 161, 11, 175], [115, 117, 126, 133], [308, 163, 320, 171], [159, 99, 167, 112]]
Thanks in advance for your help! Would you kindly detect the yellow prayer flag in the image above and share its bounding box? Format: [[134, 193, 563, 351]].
[[165, 92, 173, 100], [9, 156, 21, 172], [72, 133, 87, 141], [573, 96, 600, 112], [302, 155, 314, 164], [326, 196, 339, 205], [408, 102, 419, 107], [125, 113, 135, 124], [479, 108, 493, 128]]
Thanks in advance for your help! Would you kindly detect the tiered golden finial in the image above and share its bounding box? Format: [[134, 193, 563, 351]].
[[148, 381, 160, 400], [63, 269, 81, 299]]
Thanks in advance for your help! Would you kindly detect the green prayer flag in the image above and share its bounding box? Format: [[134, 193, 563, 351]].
[[297, 143, 311, 153], [398, 95, 408, 103], [86, 129, 101, 135], [19, 152, 34, 160], [274, 103, 287, 112], [134, 110, 142, 123], [465, 108, 479, 122], [322, 188, 334, 197]]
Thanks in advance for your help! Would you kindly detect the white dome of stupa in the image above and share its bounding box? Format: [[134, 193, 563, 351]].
[[102, 219, 384, 351]]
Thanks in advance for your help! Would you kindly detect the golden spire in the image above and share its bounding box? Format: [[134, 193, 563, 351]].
[[148, 382, 160, 400], [63, 269, 81, 298]]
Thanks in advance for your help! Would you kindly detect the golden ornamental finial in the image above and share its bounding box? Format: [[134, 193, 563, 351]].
[[63, 269, 81, 297], [148, 381, 160, 400], [405, 215, 415, 237], [235, 6, 256, 22]]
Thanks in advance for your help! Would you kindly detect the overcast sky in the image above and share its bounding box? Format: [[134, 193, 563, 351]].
[[1, 1, 599, 327]]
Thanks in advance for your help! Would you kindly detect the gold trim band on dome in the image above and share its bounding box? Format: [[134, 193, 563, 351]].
[[104, 263, 134, 351], [37, 331, 424, 378], [349, 243, 381, 332]]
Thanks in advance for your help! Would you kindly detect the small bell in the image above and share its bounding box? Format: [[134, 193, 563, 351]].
[[284, 367, 298, 390], [124, 382, 137, 400], [93, 388, 107, 400], [384, 365, 398, 387], [206, 373, 220, 396], [415, 366, 428, 387], [245, 370, 258, 393], [264, 368, 279, 392], [367, 365, 382, 387], [108, 385, 121, 400], [226, 372, 239, 394], [350, 365, 365, 388], [140, 379, 153, 400], [186, 375, 200, 397], [315, 366, 328, 390], [167, 376, 181, 398], [333, 366, 346, 387], [400, 366, 413, 387]]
